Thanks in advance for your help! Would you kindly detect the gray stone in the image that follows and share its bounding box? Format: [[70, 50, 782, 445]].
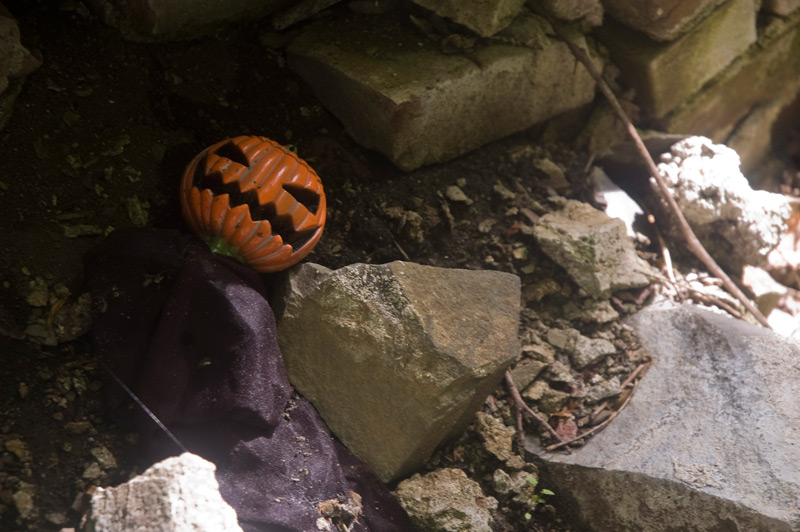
[[602, 0, 729, 41], [532, 302, 800, 531], [394, 468, 498, 532], [445, 185, 473, 204], [596, 0, 756, 117], [509, 356, 548, 390], [527, 384, 569, 414], [741, 265, 788, 318], [12, 482, 35, 520], [565, 298, 620, 324], [583, 375, 620, 403], [545, 327, 579, 350], [724, 90, 799, 174], [82, 453, 242, 532], [532, 200, 653, 298], [654, 137, 791, 272], [474, 411, 515, 462], [569, 335, 616, 369], [410, 0, 525, 37], [275, 261, 520, 482], [86, 0, 288, 40], [25, 277, 49, 307], [287, 16, 600, 170]]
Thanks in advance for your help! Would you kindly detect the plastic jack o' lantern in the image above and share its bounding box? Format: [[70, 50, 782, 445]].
[[180, 135, 326, 273]]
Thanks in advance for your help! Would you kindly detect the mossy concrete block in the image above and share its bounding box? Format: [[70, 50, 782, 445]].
[[763, 0, 800, 15], [664, 12, 800, 170], [287, 16, 600, 171], [602, 0, 729, 41], [597, 0, 756, 118], [409, 0, 525, 37], [275, 261, 521, 482]]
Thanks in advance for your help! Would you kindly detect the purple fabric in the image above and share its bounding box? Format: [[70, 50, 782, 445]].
[[84, 228, 414, 532]]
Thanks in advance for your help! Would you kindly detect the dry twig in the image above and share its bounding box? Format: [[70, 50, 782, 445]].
[[504, 371, 564, 448], [531, 5, 770, 329], [546, 361, 651, 451]]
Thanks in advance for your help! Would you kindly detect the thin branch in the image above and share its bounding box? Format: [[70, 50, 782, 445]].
[[532, 5, 771, 329], [545, 361, 650, 451], [504, 371, 564, 444]]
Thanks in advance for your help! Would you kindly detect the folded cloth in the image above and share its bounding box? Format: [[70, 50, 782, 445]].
[[84, 228, 414, 532]]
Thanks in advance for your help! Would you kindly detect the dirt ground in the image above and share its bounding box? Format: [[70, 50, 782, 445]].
[[0, 3, 716, 531]]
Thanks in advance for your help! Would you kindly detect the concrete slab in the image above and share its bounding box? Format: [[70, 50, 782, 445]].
[[596, 0, 756, 118], [602, 0, 729, 41], [663, 11, 800, 170], [287, 15, 599, 170]]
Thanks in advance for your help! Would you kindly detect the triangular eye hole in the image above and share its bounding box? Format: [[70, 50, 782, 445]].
[[213, 140, 251, 168], [258, 202, 319, 250], [282, 183, 320, 215]]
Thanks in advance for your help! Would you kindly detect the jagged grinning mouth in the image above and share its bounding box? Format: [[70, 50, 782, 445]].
[[192, 140, 321, 249]]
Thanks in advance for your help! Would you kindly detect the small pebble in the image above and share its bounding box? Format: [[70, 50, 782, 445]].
[[445, 185, 473, 205]]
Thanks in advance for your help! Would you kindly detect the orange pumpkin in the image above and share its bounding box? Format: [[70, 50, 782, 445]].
[[180, 136, 326, 272]]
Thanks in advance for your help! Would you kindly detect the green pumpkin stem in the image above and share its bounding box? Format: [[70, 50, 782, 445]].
[[201, 234, 245, 264]]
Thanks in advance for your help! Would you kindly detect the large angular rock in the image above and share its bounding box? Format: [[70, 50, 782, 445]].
[[532, 200, 653, 298], [596, 0, 756, 117], [410, 0, 525, 37], [602, 0, 728, 41], [531, 303, 800, 531], [0, 4, 41, 130], [275, 261, 520, 482], [82, 453, 242, 532], [664, 13, 800, 171], [287, 15, 600, 170], [652, 137, 791, 273]]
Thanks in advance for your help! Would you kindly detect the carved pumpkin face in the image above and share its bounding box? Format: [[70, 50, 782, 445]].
[[180, 136, 326, 272]]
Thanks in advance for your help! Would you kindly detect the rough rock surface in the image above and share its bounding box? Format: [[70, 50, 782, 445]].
[[601, 0, 729, 41], [0, 4, 41, 129], [532, 302, 800, 531], [596, 0, 755, 118], [410, 0, 525, 37], [82, 453, 243, 532], [287, 15, 600, 170], [655, 137, 791, 273], [394, 468, 498, 532], [275, 261, 521, 482], [532, 200, 653, 298]]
